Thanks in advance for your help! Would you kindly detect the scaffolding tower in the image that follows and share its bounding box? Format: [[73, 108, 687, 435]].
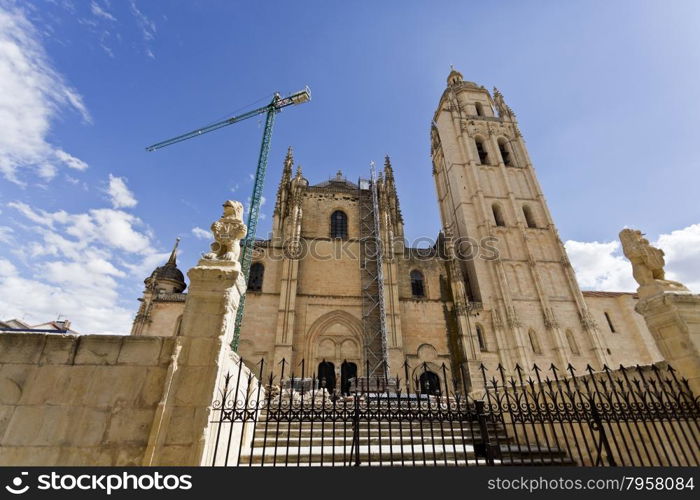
[[358, 163, 389, 377]]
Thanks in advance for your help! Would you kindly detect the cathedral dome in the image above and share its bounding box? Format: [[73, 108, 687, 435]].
[[148, 262, 185, 287], [145, 238, 186, 293]]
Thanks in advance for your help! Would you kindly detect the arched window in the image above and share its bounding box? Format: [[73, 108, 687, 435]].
[[248, 262, 264, 292], [566, 329, 580, 356], [410, 270, 425, 297], [475, 102, 484, 116], [498, 139, 512, 166], [330, 210, 348, 239], [523, 205, 537, 228], [492, 203, 506, 227], [476, 324, 486, 351], [475, 138, 488, 164], [528, 329, 542, 354]]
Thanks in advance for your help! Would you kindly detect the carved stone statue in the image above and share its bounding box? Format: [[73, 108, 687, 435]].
[[202, 200, 247, 262], [619, 228, 688, 294]]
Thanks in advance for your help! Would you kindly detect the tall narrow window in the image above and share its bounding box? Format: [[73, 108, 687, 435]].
[[492, 203, 505, 227], [475, 102, 484, 117], [498, 139, 511, 166], [476, 325, 486, 351], [528, 329, 542, 354], [174, 315, 183, 336], [604, 312, 616, 333], [475, 138, 488, 164], [566, 329, 580, 356], [330, 210, 348, 239], [523, 205, 537, 228], [410, 270, 425, 297], [248, 263, 264, 292]]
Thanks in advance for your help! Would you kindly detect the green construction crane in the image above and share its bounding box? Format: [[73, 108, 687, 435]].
[[146, 86, 311, 350]]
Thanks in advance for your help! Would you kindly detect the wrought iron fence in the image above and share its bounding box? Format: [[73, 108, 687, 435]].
[[206, 359, 700, 466]]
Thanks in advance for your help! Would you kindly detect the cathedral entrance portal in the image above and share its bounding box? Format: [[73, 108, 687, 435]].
[[340, 361, 357, 395], [318, 361, 336, 393], [419, 371, 441, 395]]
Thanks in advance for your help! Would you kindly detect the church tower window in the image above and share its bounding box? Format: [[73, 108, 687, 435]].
[[528, 329, 542, 354], [475, 102, 484, 116], [475, 138, 488, 164], [476, 324, 486, 351], [566, 329, 580, 356], [498, 139, 512, 166], [604, 312, 616, 332], [248, 263, 264, 292], [410, 270, 425, 297], [330, 210, 348, 239], [523, 205, 537, 228], [492, 203, 506, 227]]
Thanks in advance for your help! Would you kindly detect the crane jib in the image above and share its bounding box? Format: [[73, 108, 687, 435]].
[[144, 87, 310, 352]]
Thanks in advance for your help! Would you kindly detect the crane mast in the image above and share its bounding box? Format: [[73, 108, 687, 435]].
[[145, 87, 311, 351]]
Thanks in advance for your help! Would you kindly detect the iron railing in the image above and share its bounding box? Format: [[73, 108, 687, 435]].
[[207, 359, 700, 467]]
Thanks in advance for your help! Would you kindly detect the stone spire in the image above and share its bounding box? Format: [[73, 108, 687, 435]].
[[493, 87, 515, 119], [167, 237, 180, 265], [382, 155, 403, 224], [283, 146, 294, 180], [275, 146, 294, 216]]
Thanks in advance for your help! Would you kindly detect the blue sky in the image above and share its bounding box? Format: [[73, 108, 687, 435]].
[[1, 0, 699, 332]]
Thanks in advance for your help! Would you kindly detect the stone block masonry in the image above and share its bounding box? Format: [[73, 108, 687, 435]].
[[0, 334, 177, 465]]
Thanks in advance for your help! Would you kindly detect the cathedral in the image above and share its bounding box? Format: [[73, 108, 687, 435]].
[[130, 69, 662, 392]]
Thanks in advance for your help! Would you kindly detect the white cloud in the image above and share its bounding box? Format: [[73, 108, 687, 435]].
[[566, 223, 700, 293], [0, 275, 134, 333], [90, 1, 116, 22], [0, 3, 90, 184], [0, 226, 14, 244], [0, 193, 170, 333], [565, 240, 636, 291], [107, 174, 137, 208], [191, 226, 211, 240], [56, 149, 88, 171], [129, 0, 156, 58], [0, 258, 17, 277], [656, 223, 700, 291]]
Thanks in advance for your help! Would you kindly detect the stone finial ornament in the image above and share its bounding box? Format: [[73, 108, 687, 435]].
[[202, 200, 247, 262], [493, 87, 514, 119], [619, 228, 688, 293]]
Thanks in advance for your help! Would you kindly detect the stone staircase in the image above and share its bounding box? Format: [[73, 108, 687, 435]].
[[238, 410, 574, 466]]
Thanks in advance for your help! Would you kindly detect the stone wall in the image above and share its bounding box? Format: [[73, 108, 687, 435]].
[[0, 333, 177, 465], [0, 243, 250, 466]]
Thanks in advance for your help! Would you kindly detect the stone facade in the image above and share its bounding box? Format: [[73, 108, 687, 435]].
[[133, 70, 670, 393]]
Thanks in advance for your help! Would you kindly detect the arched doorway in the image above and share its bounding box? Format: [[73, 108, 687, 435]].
[[340, 361, 357, 395], [317, 361, 336, 393], [419, 371, 441, 395]]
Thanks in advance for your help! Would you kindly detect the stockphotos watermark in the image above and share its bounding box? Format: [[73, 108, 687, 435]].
[[246, 235, 500, 262], [4, 471, 192, 496]]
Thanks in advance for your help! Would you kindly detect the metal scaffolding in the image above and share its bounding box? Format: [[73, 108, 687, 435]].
[[358, 163, 388, 377]]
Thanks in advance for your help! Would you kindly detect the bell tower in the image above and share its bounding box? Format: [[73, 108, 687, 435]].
[[431, 69, 609, 385]]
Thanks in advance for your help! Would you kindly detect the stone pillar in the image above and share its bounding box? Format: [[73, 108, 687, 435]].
[[635, 292, 700, 393], [619, 228, 699, 393], [143, 200, 248, 465]]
